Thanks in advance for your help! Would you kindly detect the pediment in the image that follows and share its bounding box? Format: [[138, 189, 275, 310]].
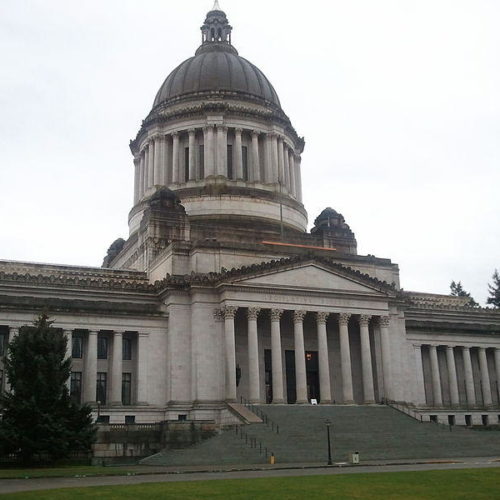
[[232, 263, 388, 296]]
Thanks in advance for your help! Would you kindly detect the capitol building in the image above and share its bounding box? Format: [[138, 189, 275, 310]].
[[0, 2, 499, 429]]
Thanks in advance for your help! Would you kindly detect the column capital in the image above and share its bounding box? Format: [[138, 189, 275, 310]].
[[445, 344, 456, 350], [133, 157, 141, 166], [172, 131, 179, 137], [462, 345, 471, 351], [113, 330, 124, 337], [188, 128, 196, 136], [251, 129, 260, 138], [316, 311, 329, 324], [359, 314, 371, 327], [413, 343, 422, 349], [88, 330, 99, 336], [247, 307, 261, 321], [270, 309, 284, 321], [293, 310, 307, 323], [217, 125, 228, 133], [9, 327, 20, 336], [235, 127, 243, 135], [213, 308, 224, 322], [338, 313, 351, 325], [223, 305, 238, 319], [203, 124, 214, 132], [137, 332, 150, 338], [379, 316, 390, 328]]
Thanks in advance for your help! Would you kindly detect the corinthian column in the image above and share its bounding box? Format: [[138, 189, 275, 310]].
[[204, 125, 215, 177], [338, 313, 353, 404], [216, 126, 228, 176], [147, 140, 155, 189], [283, 142, 290, 190], [139, 152, 145, 198], [171, 132, 179, 184], [479, 347, 492, 406], [234, 128, 243, 179], [413, 344, 426, 405], [289, 151, 296, 197], [84, 330, 98, 404], [462, 346, 476, 406], [270, 309, 284, 404], [359, 315, 375, 404], [251, 130, 260, 182], [111, 331, 123, 405], [379, 316, 392, 400], [316, 312, 332, 404], [270, 133, 279, 183], [446, 346, 459, 406], [247, 307, 261, 403], [223, 306, 238, 402], [153, 135, 162, 185], [296, 155, 303, 202], [133, 157, 140, 204], [429, 345, 443, 407], [277, 136, 285, 183], [293, 310, 308, 404], [188, 129, 196, 181]]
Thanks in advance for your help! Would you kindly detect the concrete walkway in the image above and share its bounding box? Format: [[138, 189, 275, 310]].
[[0, 457, 499, 494]]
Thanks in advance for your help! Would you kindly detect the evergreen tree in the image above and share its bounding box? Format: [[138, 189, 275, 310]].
[[449, 280, 478, 307], [486, 269, 500, 308], [0, 314, 95, 464]]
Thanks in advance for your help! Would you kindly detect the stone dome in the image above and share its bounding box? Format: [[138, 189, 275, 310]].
[[153, 43, 281, 109]]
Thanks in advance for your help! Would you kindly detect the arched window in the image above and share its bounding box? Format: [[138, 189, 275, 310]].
[[210, 28, 215, 41]]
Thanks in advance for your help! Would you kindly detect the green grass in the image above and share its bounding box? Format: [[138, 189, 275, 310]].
[[1, 468, 499, 499], [0, 466, 133, 479]]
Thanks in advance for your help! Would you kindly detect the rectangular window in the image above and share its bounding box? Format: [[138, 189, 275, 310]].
[[122, 337, 132, 361], [72, 335, 83, 359], [199, 145, 204, 178], [184, 147, 189, 182], [227, 144, 233, 179], [242, 146, 248, 181], [70, 371, 82, 403], [125, 415, 135, 424], [97, 335, 108, 359], [0, 332, 7, 357], [0, 370, 3, 393], [122, 372, 132, 406], [96, 372, 107, 405]]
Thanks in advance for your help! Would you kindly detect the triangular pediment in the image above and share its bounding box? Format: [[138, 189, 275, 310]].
[[231, 263, 388, 296]]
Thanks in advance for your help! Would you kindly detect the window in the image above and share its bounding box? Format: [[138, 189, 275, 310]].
[[0, 332, 7, 357], [96, 372, 107, 404], [184, 147, 189, 182], [199, 145, 204, 178], [242, 145, 248, 181], [96, 415, 110, 424], [429, 415, 437, 423], [465, 414, 472, 426], [448, 415, 455, 426], [125, 415, 135, 424], [122, 372, 132, 406], [227, 144, 233, 179], [72, 335, 83, 359], [70, 372, 82, 403], [122, 337, 132, 361], [482, 414, 489, 426], [97, 335, 108, 359]]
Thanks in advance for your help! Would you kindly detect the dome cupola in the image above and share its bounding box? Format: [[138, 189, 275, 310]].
[[128, 3, 307, 241]]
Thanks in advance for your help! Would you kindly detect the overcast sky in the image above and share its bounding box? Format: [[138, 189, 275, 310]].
[[0, 0, 498, 305]]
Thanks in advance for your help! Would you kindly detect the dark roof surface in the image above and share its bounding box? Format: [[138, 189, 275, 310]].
[[153, 43, 281, 108]]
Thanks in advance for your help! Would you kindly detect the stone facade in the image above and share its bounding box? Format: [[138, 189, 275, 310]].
[[0, 4, 499, 427]]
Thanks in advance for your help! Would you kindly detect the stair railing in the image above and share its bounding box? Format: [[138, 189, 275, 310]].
[[233, 424, 271, 458], [240, 397, 279, 434]]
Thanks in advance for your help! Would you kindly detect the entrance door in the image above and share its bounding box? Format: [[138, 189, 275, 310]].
[[264, 349, 272, 403], [285, 350, 297, 404], [306, 351, 320, 402]]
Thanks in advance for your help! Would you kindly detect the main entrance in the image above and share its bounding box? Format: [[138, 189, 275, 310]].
[[284, 350, 320, 404]]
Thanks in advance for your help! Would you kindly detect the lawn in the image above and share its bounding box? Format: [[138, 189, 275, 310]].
[[1, 468, 499, 499], [0, 466, 133, 479]]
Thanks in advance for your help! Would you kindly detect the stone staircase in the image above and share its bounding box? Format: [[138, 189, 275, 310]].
[[141, 405, 500, 466]]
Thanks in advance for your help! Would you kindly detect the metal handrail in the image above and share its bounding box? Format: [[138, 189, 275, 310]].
[[240, 397, 279, 434]]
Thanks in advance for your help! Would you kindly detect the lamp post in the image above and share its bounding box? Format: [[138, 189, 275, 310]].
[[326, 419, 332, 465]]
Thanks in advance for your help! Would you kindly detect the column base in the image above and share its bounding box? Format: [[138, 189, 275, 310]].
[[272, 399, 285, 404], [343, 399, 355, 405], [364, 399, 376, 404], [320, 400, 332, 405], [296, 399, 308, 404]]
